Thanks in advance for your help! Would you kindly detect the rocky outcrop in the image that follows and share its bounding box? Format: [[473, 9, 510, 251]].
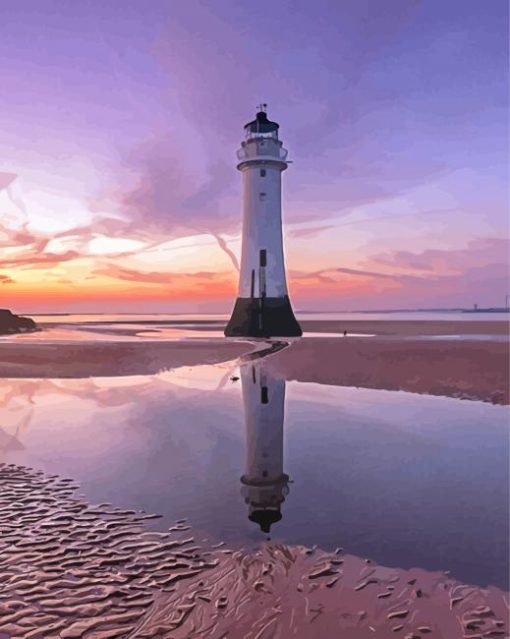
[[0, 309, 38, 334]]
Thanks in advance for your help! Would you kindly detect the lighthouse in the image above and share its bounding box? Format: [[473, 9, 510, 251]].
[[240, 360, 290, 533], [225, 106, 302, 337]]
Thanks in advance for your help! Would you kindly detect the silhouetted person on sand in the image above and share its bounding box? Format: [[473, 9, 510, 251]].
[[343, 330, 347, 336]]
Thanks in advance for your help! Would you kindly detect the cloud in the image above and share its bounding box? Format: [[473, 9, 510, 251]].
[[0, 274, 14, 284], [147, 0, 459, 223], [291, 265, 425, 284], [94, 133, 236, 233], [327, 267, 413, 281], [288, 238, 510, 308], [0, 222, 86, 271], [210, 233, 239, 271], [2, 2, 506, 313], [95, 264, 177, 285], [0, 223, 46, 249], [90, 131, 242, 270], [0, 173, 30, 230], [370, 238, 510, 275], [94, 262, 229, 287], [0, 214, 157, 273], [288, 224, 335, 239], [1, 250, 83, 270], [0, 173, 17, 190], [89, 2, 432, 246]]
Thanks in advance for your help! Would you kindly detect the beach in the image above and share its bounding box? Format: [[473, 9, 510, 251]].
[[0, 340, 252, 379], [0, 464, 507, 639], [298, 318, 509, 335], [0, 314, 508, 638], [3, 1, 508, 635], [268, 335, 509, 404], [1, 318, 507, 404]]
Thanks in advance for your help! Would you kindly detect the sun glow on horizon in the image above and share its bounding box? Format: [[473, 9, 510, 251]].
[[0, 1, 507, 314]]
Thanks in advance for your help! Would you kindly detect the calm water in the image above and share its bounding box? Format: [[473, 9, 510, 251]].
[[1, 357, 508, 590], [31, 310, 509, 324], [6, 311, 508, 344]]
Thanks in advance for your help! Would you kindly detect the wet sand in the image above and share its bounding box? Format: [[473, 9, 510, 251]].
[[1, 323, 508, 636], [298, 319, 509, 336], [26, 318, 510, 336], [0, 464, 507, 639], [155, 318, 508, 336], [0, 340, 251, 378], [268, 337, 510, 405], [0, 329, 508, 404]]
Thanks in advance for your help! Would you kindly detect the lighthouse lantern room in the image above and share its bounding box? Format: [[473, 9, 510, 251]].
[[224, 106, 302, 337]]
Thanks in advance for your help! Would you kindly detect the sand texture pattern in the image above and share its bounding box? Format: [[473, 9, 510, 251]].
[[0, 465, 507, 638]]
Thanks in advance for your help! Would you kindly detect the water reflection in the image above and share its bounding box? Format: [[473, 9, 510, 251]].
[[240, 361, 289, 533], [0, 363, 507, 588], [0, 425, 24, 454]]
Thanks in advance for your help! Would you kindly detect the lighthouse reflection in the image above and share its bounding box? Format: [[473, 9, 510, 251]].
[[240, 359, 290, 533]]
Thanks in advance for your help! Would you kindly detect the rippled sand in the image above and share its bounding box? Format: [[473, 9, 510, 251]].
[[0, 464, 507, 638]]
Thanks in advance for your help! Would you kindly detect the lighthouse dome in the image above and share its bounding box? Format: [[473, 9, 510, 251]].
[[244, 110, 279, 139], [249, 508, 282, 533]]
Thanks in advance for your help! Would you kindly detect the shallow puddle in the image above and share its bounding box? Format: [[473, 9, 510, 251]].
[[0, 356, 507, 591]]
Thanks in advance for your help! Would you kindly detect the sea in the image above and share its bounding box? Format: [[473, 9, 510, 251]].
[[28, 310, 510, 324]]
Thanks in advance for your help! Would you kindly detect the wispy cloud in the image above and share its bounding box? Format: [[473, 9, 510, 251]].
[[328, 267, 416, 281], [95, 262, 230, 287], [288, 224, 335, 239], [288, 238, 510, 309], [290, 266, 425, 284], [370, 238, 510, 275], [0, 173, 17, 190]]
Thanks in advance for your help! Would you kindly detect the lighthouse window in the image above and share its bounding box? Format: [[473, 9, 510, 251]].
[[261, 387, 269, 404], [259, 192, 266, 201], [260, 169, 266, 177]]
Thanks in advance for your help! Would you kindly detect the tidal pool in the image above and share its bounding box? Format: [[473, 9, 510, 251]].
[[0, 358, 507, 590]]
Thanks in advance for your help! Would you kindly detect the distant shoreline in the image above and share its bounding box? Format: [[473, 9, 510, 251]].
[[16, 308, 510, 316]]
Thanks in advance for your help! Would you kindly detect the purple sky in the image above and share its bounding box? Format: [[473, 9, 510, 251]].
[[0, 0, 508, 312]]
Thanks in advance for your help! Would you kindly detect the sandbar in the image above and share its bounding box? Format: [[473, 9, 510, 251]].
[[0, 319, 508, 403], [269, 336, 509, 404]]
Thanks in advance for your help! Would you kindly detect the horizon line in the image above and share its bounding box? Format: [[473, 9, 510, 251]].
[[17, 307, 510, 316]]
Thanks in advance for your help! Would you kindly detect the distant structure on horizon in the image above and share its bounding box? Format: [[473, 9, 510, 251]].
[[225, 106, 302, 337]]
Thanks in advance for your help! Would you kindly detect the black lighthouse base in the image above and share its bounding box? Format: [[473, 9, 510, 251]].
[[224, 296, 302, 338]]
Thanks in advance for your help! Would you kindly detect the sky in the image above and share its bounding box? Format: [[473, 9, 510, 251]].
[[0, 0, 508, 313]]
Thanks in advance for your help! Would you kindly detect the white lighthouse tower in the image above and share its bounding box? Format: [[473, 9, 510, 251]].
[[240, 360, 290, 533], [225, 106, 302, 337]]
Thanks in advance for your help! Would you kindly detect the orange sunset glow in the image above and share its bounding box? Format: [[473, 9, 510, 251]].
[[0, 1, 507, 314]]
